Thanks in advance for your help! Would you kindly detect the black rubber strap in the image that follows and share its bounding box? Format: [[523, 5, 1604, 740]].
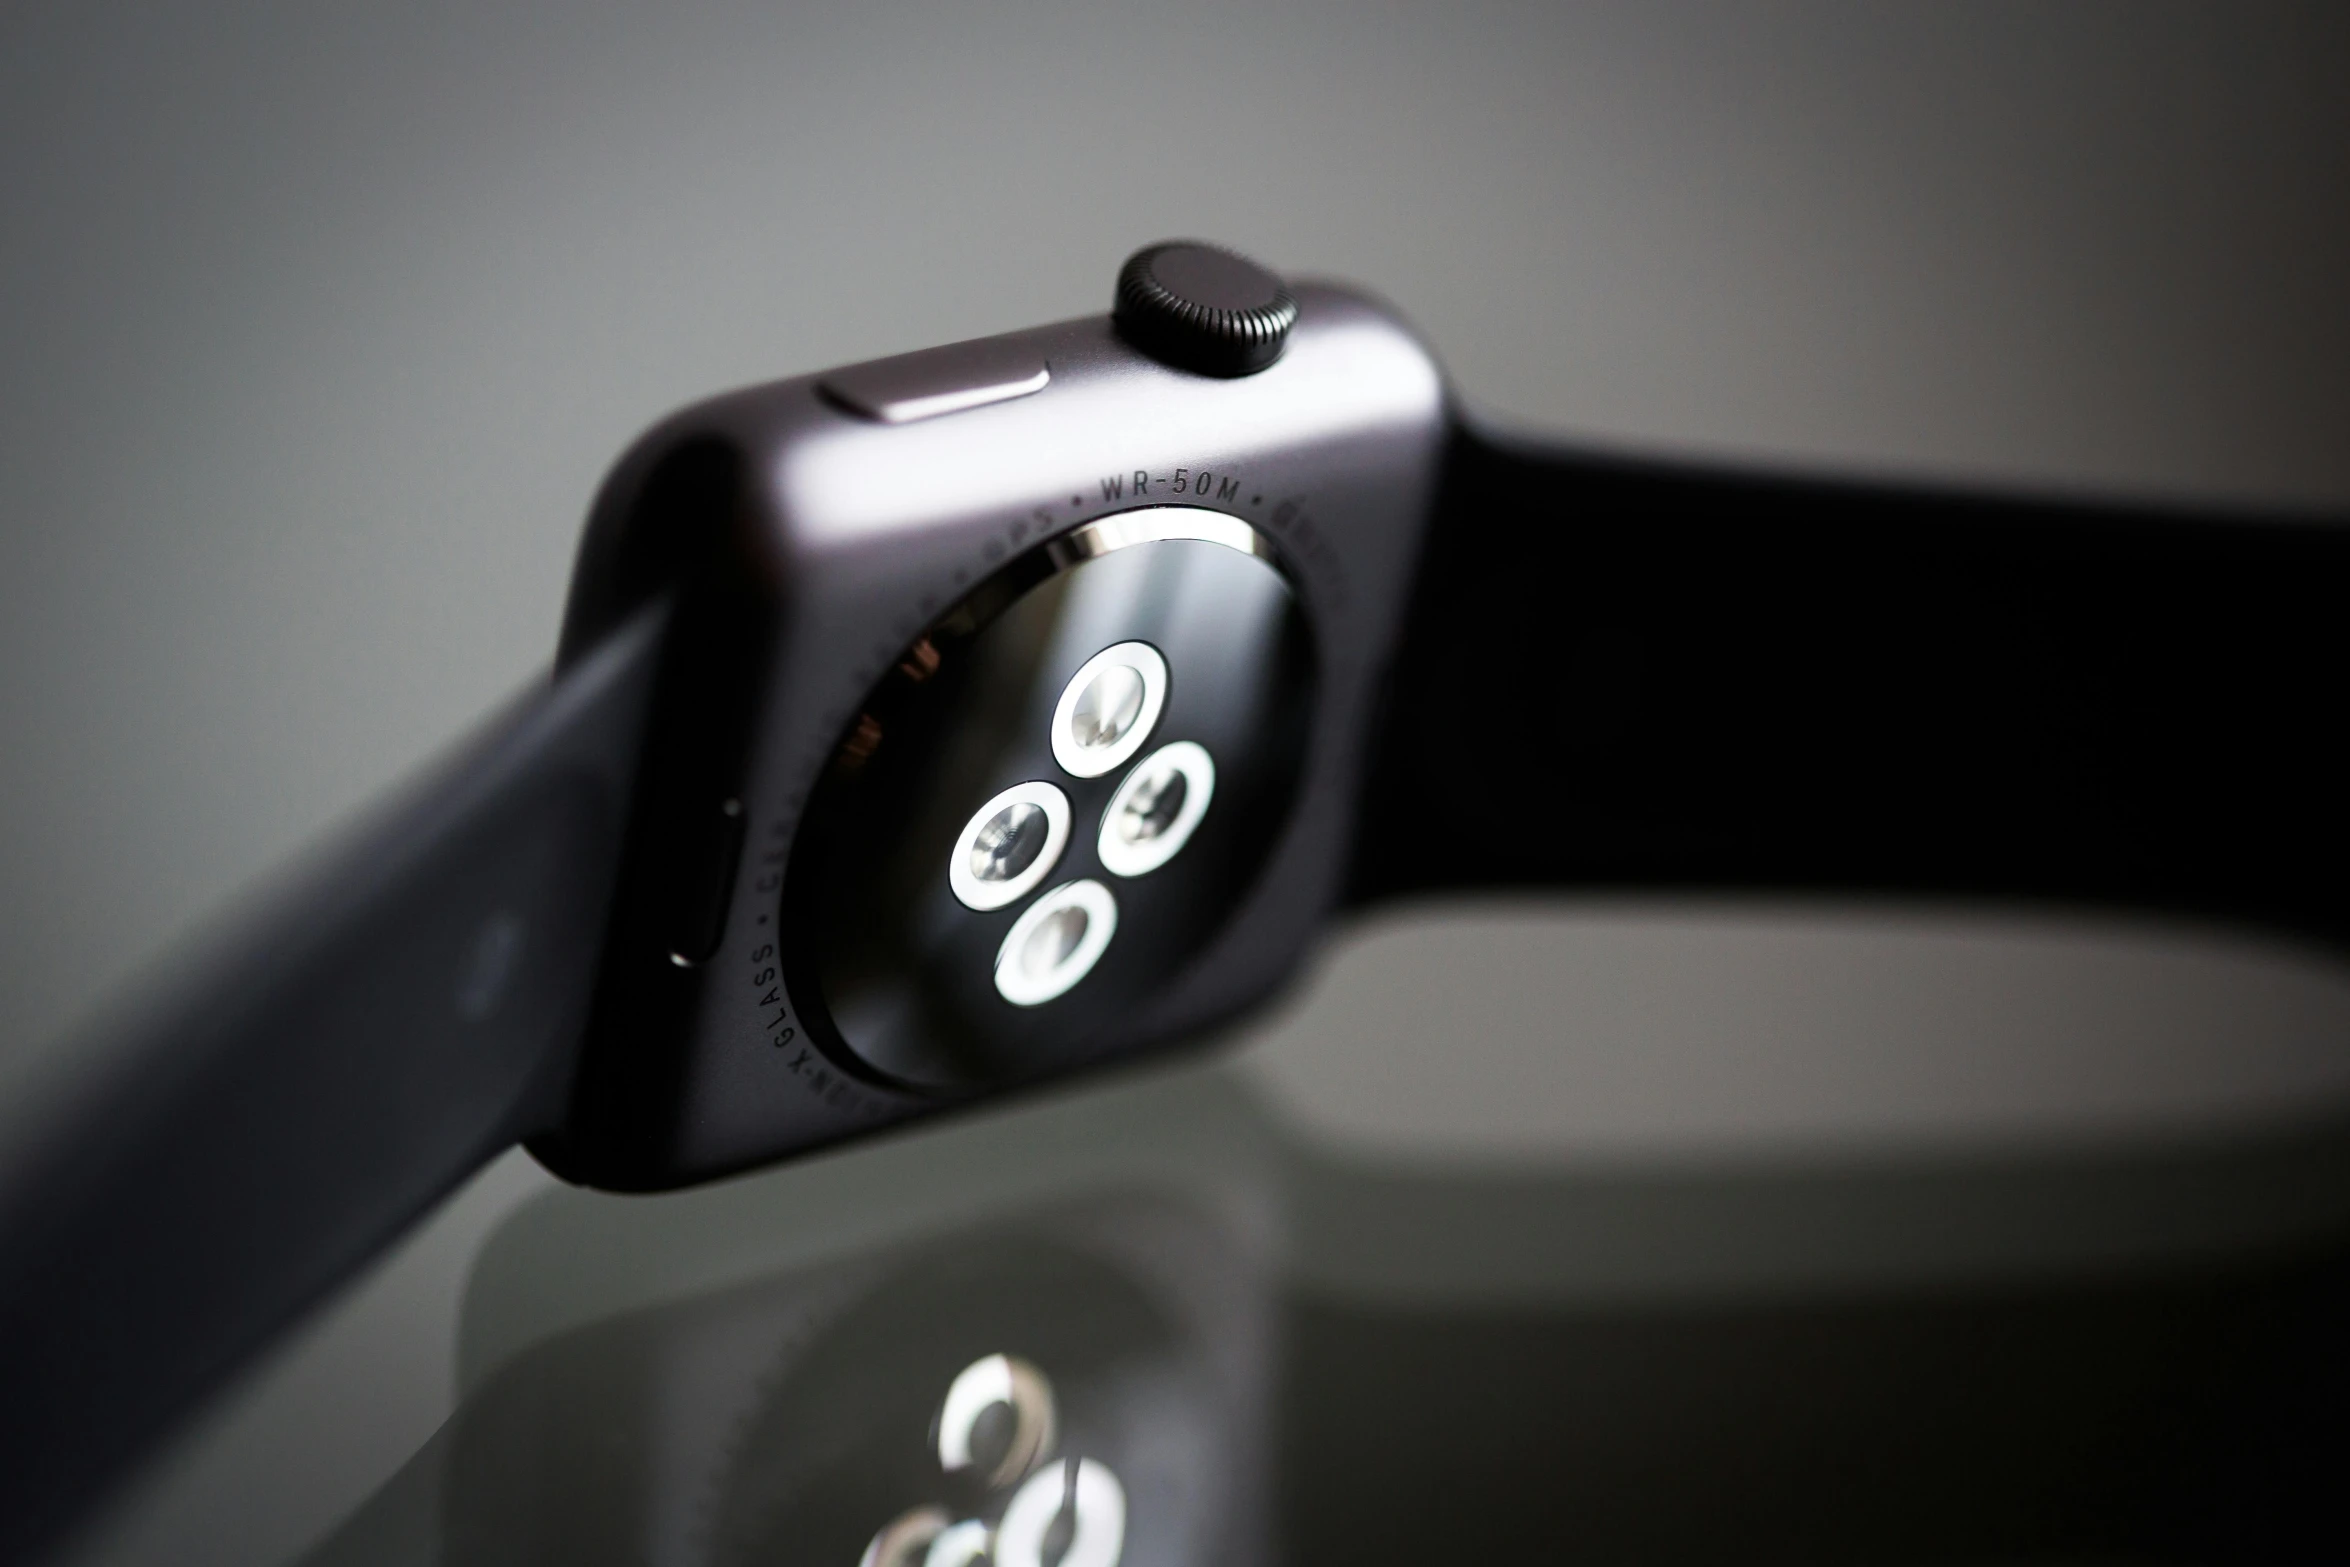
[[0, 603, 666, 1565], [1353, 427, 2350, 948]]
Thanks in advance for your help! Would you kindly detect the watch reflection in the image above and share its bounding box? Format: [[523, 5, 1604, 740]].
[[302, 1065, 2350, 1567], [404, 1195, 1261, 1567]]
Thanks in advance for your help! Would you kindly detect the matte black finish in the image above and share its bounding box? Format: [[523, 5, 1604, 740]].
[[1357, 430, 2350, 949], [1114, 241, 1299, 377], [0, 604, 667, 1567]]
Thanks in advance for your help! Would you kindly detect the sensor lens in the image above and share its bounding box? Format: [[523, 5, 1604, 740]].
[[1051, 643, 1168, 777], [970, 803, 1047, 884], [1120, 768, 1185, 841], [995, 881, 1118, 1005], [1024, 906, 1087, 975], [1071, 664, 1145, 751], [948, 783, 1070, 911], [1096, 741, 1216, 877]]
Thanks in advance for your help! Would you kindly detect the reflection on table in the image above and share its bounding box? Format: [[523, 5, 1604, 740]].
[[299, 1056, 2350, 1566]]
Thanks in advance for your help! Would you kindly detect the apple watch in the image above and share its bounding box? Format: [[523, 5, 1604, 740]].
[[4, 240, 2345, 1561]]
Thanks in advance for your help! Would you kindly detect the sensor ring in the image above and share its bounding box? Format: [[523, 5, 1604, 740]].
[[994, 880, 1118, 1006], [1050, 642, 1168, 778], [948, 782, 1071, 911], [1097, 740, 1216, 877]]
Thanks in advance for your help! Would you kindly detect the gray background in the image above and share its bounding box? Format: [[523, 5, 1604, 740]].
[[5, 3, 2350, 1564]]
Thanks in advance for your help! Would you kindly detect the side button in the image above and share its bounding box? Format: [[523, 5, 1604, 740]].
[[820, 337, 1049, 424], [666, 798, 746, 967]]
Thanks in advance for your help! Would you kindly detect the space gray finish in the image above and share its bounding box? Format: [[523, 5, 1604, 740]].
[[818, 336, 1053, 425], [543, 283, 1450, 1188]]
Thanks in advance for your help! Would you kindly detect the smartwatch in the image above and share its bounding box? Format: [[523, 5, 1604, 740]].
[[4, 241, 2345, 1561]]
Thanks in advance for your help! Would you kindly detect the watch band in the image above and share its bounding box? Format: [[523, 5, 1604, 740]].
[[0, 602, 667, 1565], [1353, 426, 2350, 949], [12, 298, 2349, 1563]]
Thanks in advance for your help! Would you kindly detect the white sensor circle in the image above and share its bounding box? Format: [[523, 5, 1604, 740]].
[[858, 1507, 949, 1567], [919, 1521, 991, 1567], [994, 881, 1118, 1006], [936, 1353, 1057, 1490], [996, 1459, 1127, 1567], [948, 782, 1070, 911], [1051, 642, 1168, 778], [1097, 741, 1215, 877]]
